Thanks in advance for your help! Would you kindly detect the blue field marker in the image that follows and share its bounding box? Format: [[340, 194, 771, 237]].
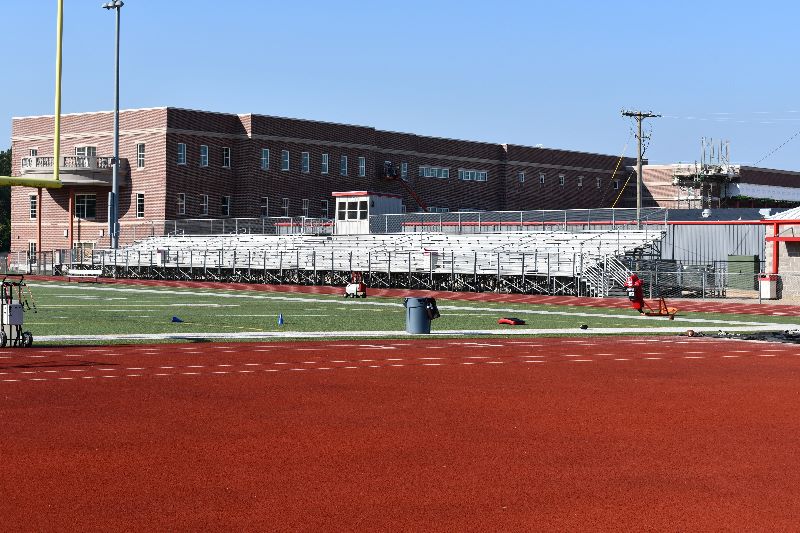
[[278, 313, 284, 326]]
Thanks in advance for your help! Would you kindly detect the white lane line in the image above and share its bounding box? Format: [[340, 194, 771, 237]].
[[723, 355, 739, 358], [155, 373, 170, 376], [645, 357, 662, 360], [216, 364, 233, 367], [422, 363, 442, 366], [684, 356, 704, 359], [419, 357, 443, 360], [290, 368, 306, 371], [159, 366, 175, 369], [486, 361, 504, 364], [758, 354, 776, 357], [186, 365, 204, 368], [614, 358, 630, 361], [182, 372, 201, 375], [238, 370, 255, 373], [523, 360, 545, 364], [572, 359, 593, 362], [244, 363, 262, 366]]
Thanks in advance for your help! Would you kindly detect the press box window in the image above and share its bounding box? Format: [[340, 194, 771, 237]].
[[75, 194, 96, 219], [136, 193, 145, 218]]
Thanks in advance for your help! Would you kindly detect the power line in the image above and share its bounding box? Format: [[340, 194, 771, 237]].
[[754, 128, 800, 166]]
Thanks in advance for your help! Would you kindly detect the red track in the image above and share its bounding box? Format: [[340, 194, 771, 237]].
[[2, 336, 800, 530], [26, 276, 800, 317]]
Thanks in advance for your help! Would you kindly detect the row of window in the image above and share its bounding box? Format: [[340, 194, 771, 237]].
[[175, 194, 330, 219], [516, 172, 621, 189], [30, 193, 146, 220], [418, 167, 489, 182]]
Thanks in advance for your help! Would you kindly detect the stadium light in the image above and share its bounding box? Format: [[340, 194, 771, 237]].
[[102, 0, 123, 248]]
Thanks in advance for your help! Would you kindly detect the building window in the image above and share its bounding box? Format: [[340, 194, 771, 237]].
[[340, 155, 348, 176], [419, 166, 450, 179], [302, 199, 309, 218], [29, 148, 38, 157], [320, 200, 329, 219], [75, 194, 96, 219], [301, 152, 310, 173], [518, 172, 525, 183], [559, 175, 565, 186], [200, 145, 209, 167], [28, 242, 37, 257], [281, 150, 290, 171], [321, 153, 329, 174], [222, 147, 231, 168], [429, 207, 449, 213], [29, 195, 37, 219], [75, 146, 97, 157], [200, 194, 209, 215], [338, 200, 368, 220], [358, 156, 366, 177], [261, 148, 270, 170], [136, 143, 145, 168], [458, 169, 487, 181], [539, 173, 545, 184], [597, 177, 601, 188], [177, 143, 187, 165], [136, 193, 145, 218], [614, 179, 620, 190], [577, 176, 583, 187], [260, 197, 269, 218], [282, 198, 290, 217], [221, 195, 231, 217], [401, 162, 408, 180], [177, 193, 186, 215]]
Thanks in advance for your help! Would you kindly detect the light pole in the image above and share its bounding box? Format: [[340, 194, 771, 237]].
[[102, 0, 123, 248]]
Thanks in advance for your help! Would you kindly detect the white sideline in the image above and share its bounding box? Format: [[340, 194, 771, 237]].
[[32, 324, 787, 343]]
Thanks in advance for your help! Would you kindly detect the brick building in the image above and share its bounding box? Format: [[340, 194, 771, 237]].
[[10, 107, 638, 253], [639, 164, 800, 209]]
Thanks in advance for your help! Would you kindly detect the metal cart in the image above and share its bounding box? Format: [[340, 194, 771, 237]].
[[1, 275, 36, 348]]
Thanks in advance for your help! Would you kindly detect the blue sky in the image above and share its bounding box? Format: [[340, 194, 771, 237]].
[[3, 0, 800, 170]]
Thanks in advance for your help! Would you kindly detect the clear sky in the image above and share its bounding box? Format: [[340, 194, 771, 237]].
[[2, 0, 799, 170]]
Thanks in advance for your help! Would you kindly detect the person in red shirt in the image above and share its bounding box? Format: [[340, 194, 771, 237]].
[[624, 274, 645, 314]]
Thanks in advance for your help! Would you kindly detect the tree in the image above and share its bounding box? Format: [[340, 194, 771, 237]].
[[0, 149, 11, 251]]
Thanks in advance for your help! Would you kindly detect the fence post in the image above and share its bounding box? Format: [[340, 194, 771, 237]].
[[458, 212, 462, 234], [385, 216, 388, 234]]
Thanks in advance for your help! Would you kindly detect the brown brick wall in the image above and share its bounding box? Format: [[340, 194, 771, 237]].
[[8, 107, 643, 250]]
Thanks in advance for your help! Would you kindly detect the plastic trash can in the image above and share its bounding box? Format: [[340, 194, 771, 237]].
[[403, 297, 440, 334]]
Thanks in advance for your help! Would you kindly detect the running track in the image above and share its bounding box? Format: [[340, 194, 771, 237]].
[[2, 336, 800, 530]]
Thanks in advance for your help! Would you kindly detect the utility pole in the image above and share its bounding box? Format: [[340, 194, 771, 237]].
[[103, 1, 124, 248], [621, 110, 660, 223]]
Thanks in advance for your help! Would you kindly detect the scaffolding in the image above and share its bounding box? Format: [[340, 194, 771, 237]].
[[672, 138, 740, 208]]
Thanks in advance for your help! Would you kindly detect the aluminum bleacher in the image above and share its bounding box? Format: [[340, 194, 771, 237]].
[[89, 208, 666, 296]]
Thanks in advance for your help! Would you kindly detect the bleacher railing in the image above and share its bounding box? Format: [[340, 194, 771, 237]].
[[370, 207, 668, 234], [120, 217, 334, 242]]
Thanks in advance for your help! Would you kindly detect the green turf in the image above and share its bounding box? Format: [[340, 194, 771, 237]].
[[12, 281, 797, 345]]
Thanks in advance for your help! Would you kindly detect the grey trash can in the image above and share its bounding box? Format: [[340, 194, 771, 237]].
[[403, 297, 440, 334]]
